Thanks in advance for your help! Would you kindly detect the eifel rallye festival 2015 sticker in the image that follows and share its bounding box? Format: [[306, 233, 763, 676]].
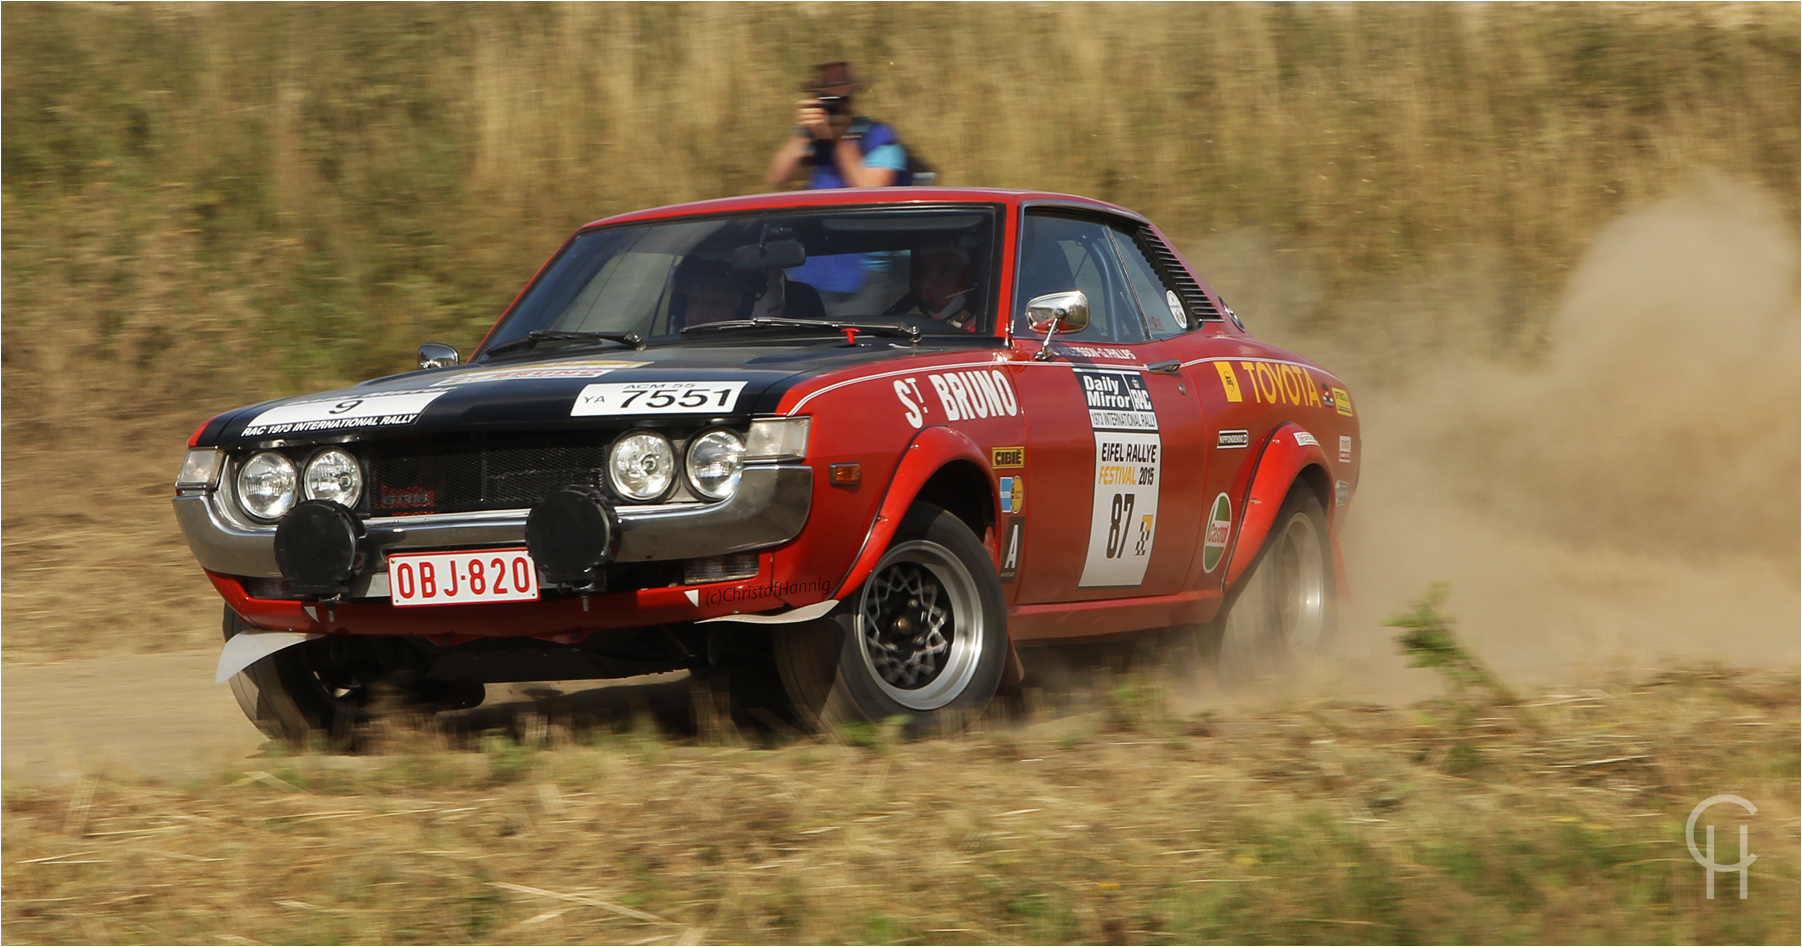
[[241, 389, 449, 436], [1076, 369, 1161, 588]]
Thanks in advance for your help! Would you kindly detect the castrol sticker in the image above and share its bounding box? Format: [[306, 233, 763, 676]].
[[242, 389, 448, 436], [1201, 494, 1232, 573], [1076, 369, 1162, 588]]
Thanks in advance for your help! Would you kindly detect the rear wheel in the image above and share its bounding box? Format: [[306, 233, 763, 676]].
[[1213, 486, 1334, 679], [773, 504, 1008, 733]]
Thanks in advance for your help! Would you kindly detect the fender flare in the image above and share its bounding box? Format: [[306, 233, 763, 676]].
[[1222, 422, 1340, 592], [830, 424, 990, 600]]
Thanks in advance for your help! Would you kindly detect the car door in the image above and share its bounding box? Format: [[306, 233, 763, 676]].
[[1004, 210, 1205, 605]]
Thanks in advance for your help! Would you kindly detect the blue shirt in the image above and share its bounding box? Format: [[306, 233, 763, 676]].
[[804, 120, 909, 190], [794, 120, 910, 293]]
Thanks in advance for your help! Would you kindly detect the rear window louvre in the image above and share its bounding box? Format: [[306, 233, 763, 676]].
[[1138, 227, 1220, 322]]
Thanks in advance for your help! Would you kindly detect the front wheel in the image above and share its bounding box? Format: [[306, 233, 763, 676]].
[[222, 607, 482, 744], [773, 504, 1008, 732], [223, 606, 365, 744]]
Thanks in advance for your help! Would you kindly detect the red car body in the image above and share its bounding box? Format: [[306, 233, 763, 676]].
[[178, 187, 1358, 733]]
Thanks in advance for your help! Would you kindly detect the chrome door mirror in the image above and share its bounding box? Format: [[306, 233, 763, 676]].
[[417, 343, 459, 370], [1025, 290, 1089, 360]]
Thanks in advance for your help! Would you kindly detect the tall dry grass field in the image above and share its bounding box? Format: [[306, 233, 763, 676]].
[[3, 2, 1796, 436]]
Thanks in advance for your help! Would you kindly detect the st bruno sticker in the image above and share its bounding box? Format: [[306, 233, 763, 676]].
[[1076, 369, 1162, 588]]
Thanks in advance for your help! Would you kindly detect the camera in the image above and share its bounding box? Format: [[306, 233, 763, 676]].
[[815, 94, 848, 116]]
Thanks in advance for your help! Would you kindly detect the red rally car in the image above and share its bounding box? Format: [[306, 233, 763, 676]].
[[173, 188, 1359, 739]]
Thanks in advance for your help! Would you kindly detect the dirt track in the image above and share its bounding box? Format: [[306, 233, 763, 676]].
[[2, 650, 710, 785]]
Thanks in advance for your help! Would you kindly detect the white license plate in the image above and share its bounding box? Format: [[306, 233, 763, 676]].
[[388, 548, 540, 607]]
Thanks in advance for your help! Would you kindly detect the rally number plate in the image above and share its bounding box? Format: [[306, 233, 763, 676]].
[[388, 548, 540, 607]]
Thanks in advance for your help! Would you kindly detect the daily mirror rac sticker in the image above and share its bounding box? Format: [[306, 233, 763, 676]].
[[572, 381, 748, 416], [242, 389, 448, 436], [432, 359, 647, 386]]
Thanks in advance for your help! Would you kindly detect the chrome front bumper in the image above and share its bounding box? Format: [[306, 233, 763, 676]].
[[175, 464, 813, 579]]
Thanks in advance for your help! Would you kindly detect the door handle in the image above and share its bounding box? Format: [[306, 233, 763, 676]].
[[1144, 359, 1182, 375]]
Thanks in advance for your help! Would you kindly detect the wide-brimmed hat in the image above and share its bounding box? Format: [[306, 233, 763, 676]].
[[802, 61, 861, 95]]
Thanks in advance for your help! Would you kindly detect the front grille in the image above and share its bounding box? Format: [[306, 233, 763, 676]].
[[365, 437, 616, 516]]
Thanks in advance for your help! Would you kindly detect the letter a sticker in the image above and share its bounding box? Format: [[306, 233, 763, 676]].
[[1214, 363, 1243, 402]]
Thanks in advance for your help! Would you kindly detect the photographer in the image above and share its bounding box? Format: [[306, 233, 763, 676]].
[[764, 61, 910, 191]]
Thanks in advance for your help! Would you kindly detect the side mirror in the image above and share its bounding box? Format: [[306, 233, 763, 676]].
[[417, 343, 459, 370], [1025, 291, 1089, 360]]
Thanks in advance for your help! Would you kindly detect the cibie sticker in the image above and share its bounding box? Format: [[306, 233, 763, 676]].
[[1293, 431, 1318, 447], [242, 389, 447, 437], [992, 446, 1026, 469], [1339, 435, 1353, 463], [1202, 493, 1232, 573], [431, 359, 645, 386], [572, 381, 747, 416], [1165, 289, 1188, 328], [1000, 476, 1025, 514], [1077, 369, 1162, 588]]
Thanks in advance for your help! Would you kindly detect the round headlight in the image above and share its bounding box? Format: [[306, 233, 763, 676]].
[[608, 432, 675, 501], [685, 429, 744, 500], [237, 451, 298, 520], [303, 448, 364, 507]]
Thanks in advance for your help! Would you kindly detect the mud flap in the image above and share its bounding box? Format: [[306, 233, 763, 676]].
[[696, 599, 839, 625], [215, 630, 320, 684]]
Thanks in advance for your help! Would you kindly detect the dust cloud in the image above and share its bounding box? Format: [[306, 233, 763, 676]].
[[1208, 176, 1800, 697]]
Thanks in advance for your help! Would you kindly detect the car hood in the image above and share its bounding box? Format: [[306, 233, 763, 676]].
[[202, 342, 974, 446]]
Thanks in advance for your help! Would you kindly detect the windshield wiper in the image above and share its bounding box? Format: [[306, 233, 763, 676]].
[[482, 329, 645, 359], [681, 317, 921, 344]]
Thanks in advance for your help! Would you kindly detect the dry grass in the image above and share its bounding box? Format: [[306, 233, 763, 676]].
[[3, 667, 1796, 944], [2, 3, 1796, 434]]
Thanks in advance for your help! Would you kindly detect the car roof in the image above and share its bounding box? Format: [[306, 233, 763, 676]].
[[583, 188, 1152, 230]]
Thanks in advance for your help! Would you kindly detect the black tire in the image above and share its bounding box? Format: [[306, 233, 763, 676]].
[[222, 606, 368, 744], [1212, 485, 1335, 680], [223, 608, 485, 744], [773, 504, 1008, 733]]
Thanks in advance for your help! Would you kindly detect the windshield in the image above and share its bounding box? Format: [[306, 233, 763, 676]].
[[482, 205, 1001, 354]]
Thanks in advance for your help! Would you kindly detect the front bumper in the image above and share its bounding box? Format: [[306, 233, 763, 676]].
[[175, 463, 813, 582]]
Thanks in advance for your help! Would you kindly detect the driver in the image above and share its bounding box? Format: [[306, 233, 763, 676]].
[[884, 243, 979, 332], [673, 257, 759, 326], [673, 256, 828, 327]]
